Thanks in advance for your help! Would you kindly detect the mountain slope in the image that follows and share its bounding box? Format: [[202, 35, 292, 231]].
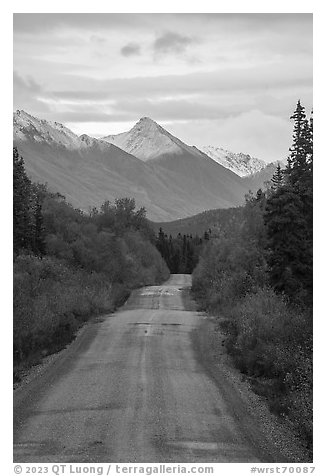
[[199, 146, 266, 177], [151, 207, 244, 237], [102, 117, 251, 211], [14, 111, 255, 221], [242, 160, 287, 191], [14, 111, 179, 221], [102, 117, 194, 162]]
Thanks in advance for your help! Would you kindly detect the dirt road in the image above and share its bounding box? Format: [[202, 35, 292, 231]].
[[14, 274, 285, 463]]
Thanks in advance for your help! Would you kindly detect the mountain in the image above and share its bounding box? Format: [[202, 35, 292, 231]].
[[102, 116, 199, 162], [14, 110, 179, 221], [14, 111, 255, 221], [151, 207, 244, 237], [199, 146, 266, 177], [242, 160, 287, 191], [102, 118, 275, 190], [102, 116, 252, 209]]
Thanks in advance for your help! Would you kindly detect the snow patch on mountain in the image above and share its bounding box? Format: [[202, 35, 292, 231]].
[[200, 146, 266, 177], [78, 133, 117, 152], [14, 110, 83, 149], [14, 110, 119, 154]]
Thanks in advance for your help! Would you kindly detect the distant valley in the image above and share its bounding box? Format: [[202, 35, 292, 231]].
[[151, 207, 244, 237], [13, 110, 281, 221]]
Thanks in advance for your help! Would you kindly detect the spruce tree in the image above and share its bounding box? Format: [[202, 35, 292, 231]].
[[13, 147, 33, 254], [31, 184, 46, 255], [264, 102, 313, 305], [286, 100, 310, 190], [271, 163, 284, 191]]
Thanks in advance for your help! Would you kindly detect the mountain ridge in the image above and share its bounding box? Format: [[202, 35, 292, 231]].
[[13, 110, 275, 221], [102, 116, 207, 162], [199, 145, 266, 177]]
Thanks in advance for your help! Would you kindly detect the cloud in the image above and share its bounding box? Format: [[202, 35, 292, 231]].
[[50, 58, 312, 109], [43, 111, 126, 123], [210, 110, 292, 162], [13, 13, 149, 33], [14, 71, 42, 95], [153, 31, 194, 56], [121, 42, 141, 57], [90, 35, 107, 44], [13, 71, 50, 113], [167, 111, 293, 163]]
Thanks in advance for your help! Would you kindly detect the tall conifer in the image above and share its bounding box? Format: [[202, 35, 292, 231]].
[[264, 102, 313, 305], [13, 147, 33, 253]]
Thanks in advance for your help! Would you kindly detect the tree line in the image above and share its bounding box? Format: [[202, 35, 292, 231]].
[[13, 147, 169, 380], [154, 207, 246, 274], [191, 101, 313, 455], [155, 228, 212, 274]]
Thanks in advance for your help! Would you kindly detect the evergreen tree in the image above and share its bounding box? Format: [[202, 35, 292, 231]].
[[155, 228, 205, 274], [13, 147, 33, 253], [31, 184, 46, 255], [286, 100, 310, 190], [271, 163, 284, 191], [264, 101, 313, 305], [264, 184, 310, 299]]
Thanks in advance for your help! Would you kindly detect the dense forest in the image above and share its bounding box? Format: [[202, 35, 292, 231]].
[[13, 147, 169, 380], [191, 101, 313, 453]]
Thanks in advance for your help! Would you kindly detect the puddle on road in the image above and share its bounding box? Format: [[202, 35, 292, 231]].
[[139, 288, 181, 297], [129, 322, 181, 327], [170, 441, 220, 451]]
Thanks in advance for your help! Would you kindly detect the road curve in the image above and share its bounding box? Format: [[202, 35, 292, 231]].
[[14, 274, 284, 463]]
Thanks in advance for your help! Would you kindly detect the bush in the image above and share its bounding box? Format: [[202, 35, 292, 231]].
[[13, 194, 170, 378], [192, 233, 312, 451], [218, 287, 312, 445], [191, 179, 312, 453], [13, 255, 115, 369], [192, 237, 267, 313]]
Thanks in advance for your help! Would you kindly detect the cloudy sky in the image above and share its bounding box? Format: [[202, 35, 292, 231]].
[[13, 13, 312, 162]]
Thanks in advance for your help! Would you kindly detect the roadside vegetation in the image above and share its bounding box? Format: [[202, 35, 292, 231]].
[[191, 101, 313, 454], [13, 147, 169, 381]]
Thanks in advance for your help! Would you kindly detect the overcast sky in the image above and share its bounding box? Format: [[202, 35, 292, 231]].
[[13, 13, 312, 162]]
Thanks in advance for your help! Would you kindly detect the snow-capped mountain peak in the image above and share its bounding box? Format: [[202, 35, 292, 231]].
[[101, 117, 185, 161], [130, 116, 166, 136], [14, 110, 81, 149], [199, 145, 266, 177], [137, 116, 158, 126]]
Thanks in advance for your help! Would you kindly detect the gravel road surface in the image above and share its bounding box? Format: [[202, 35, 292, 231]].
[[14, 274, 285, 463]]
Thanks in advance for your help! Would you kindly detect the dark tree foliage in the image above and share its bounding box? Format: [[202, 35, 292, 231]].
[[243, 188, 268, 249], [264, 101, 313, 306], [156, 227, 206, 274], [30, 183, 47, 255], [92, 198, 154, 241], [271, 163, 284, 191], [13, 147, 33, 253], [13, 148, 49, 256]]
